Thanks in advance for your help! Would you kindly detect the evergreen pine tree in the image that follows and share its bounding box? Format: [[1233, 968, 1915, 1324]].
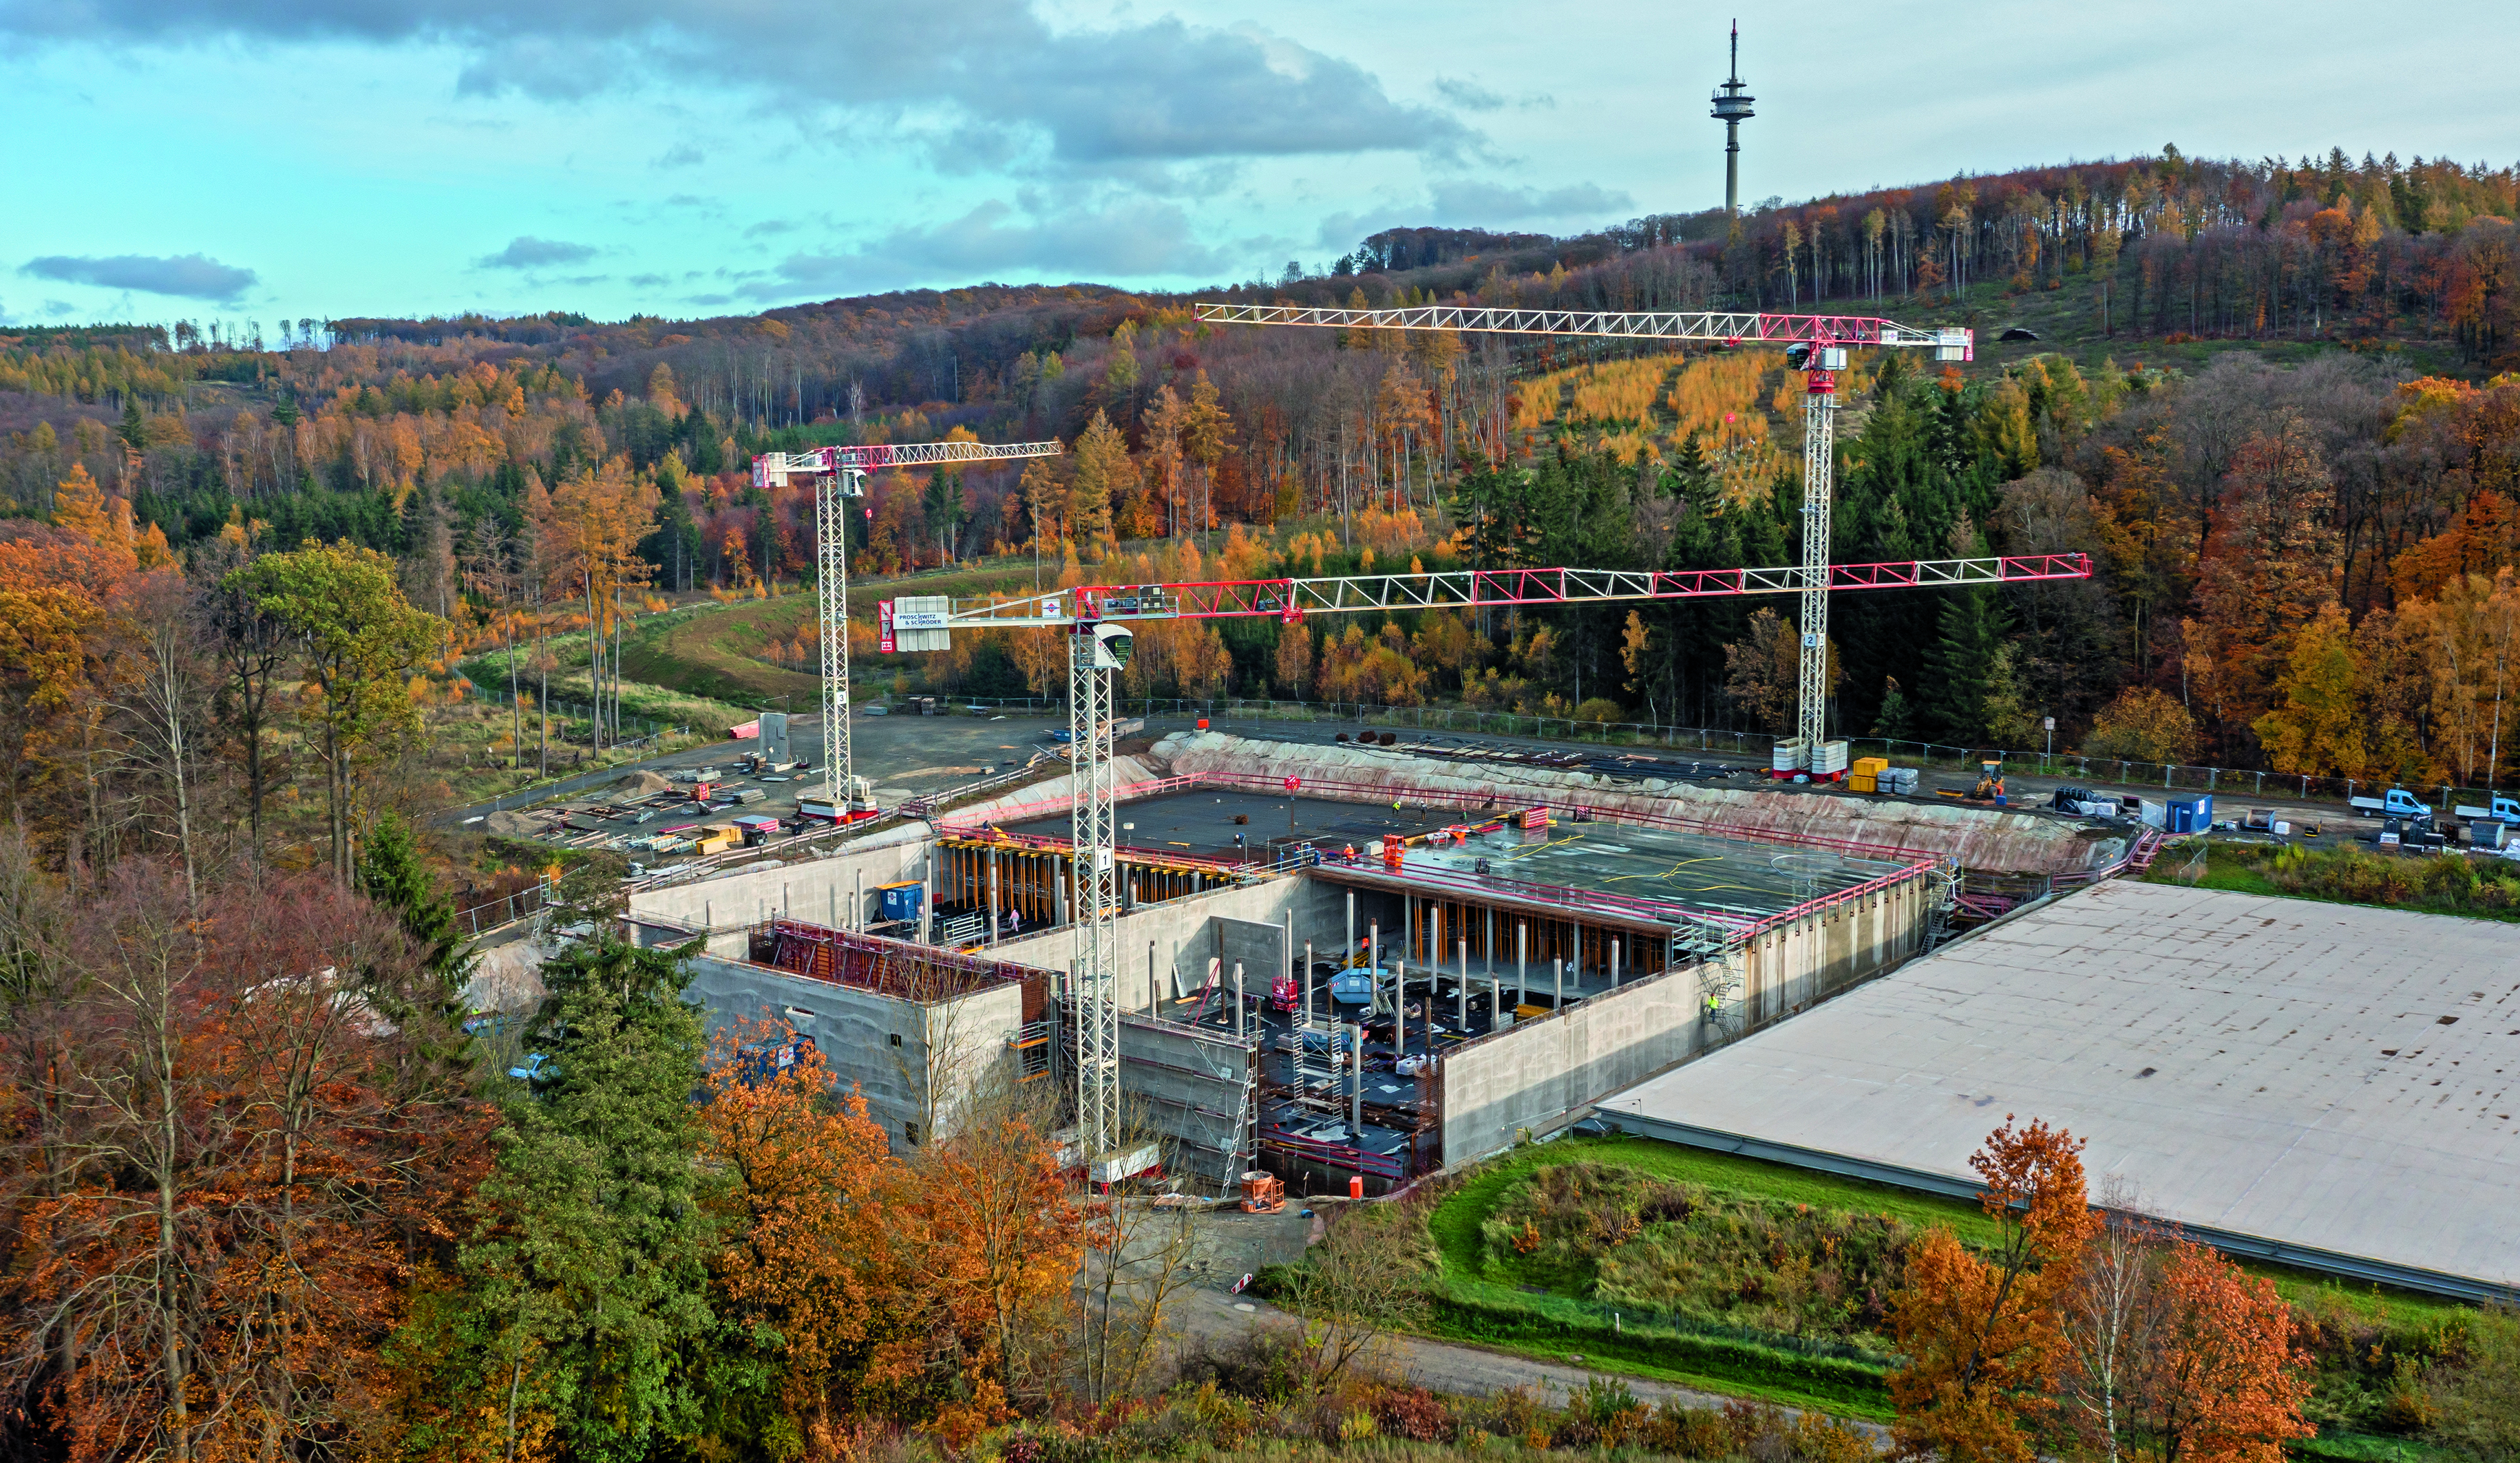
[[436, 938, 719, 1463], [356, 810, 466, 992], [1920, 586, 2009, 743], [1874, 676, 1916, 740]]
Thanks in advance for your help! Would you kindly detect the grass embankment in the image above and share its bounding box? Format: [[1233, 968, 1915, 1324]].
[[2144, 839, 2520, 923], [615, 562, 1060, 706], [1383, 1135, 2471, 1448], [438, 606, 765, 807]]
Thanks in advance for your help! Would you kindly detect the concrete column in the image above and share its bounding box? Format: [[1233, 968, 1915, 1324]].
[[1370, 921, 1379, 977], [1431, 904, 1443, 983], [1052, 857, 1069, 926], [1148, 942, 1158, 1018], [1346, 892, 1355, 965], [921, 853, 936, 943], [1611, 938, 1620, 989], [1395, 958, 1405, 1059], [1457, 937, 1468, 1027], [988, 851, 1001, 946], [1234, 963, 1245, 1039], [1554, 957, 1563, 1010], [1282, 909, 1295, 996], [1351, 1024, 1363, 1133], [1517, 922, 1528, 1006], [1493, 974, 1507, 1030], [853, 871, 863, 931], [1303, 941, 1314, 1025]]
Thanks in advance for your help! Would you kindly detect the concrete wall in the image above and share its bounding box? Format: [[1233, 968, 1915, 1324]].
[[684, 951, 1024, 1146], [1737, 862, 1931, 1025], [1117, 1014, 1256, 1189], [1435, 864, 1934, 1164], [1215, 917, 1288, 995], [628, 827, 930, 937], [992, 875, 1346, 1011]]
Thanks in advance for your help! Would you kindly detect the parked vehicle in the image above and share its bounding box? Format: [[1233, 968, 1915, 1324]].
[[2450, 793, 2520, 825], [2349, 787, 2433, 822]]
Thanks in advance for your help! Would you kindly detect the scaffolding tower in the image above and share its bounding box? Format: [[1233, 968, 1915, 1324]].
[[1676, 916, 1746, 1040]]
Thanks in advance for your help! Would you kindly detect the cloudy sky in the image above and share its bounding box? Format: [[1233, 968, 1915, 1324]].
[[3, 0, 2514, 329]]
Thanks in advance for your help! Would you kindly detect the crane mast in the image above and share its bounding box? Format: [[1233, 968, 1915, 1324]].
[[752, 439, 1060, 815]]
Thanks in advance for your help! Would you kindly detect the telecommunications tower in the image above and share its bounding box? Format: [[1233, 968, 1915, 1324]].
[[1710, 21, 1754, 215]]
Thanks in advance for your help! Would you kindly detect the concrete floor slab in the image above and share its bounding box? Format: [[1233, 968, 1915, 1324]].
[[1599, 879, 2520, 1290]]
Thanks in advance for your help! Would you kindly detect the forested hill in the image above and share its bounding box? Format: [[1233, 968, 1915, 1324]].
[[1, 145, 2518, 793]]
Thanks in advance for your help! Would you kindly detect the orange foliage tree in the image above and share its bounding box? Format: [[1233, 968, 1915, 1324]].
[[2123, 1239, 2314, 1463], [1889, 1117, 2098, 1462], [908, 1098, 1090, 1416], [2181, 424, 2343, 761], [0, 862, 488, 1462], [697, 1034, 926, 1451]]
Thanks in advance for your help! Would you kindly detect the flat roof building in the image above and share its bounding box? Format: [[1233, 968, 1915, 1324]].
[[1602, 879, 2520, 1298]]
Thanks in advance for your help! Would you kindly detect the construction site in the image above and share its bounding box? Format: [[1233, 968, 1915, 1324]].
[[618, 724, 2150, 1194], [597, 305, 2153, 1206]]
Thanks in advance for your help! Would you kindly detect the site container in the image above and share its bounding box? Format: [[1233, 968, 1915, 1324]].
[[2167, 795, 2214, 834], [876, 881, 925, 923]]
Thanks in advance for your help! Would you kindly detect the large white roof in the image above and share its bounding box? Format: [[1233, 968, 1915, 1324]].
[[1601, 878, 2520, 1288]]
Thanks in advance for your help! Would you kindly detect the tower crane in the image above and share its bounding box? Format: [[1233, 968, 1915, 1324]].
[[881, 548, 2090, 1165], [1193, 299, 1977, 782], [752, 439, 1061, 816]]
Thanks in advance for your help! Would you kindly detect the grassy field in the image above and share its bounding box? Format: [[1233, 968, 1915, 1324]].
[[2143, 839, 2520, 923], [1371, 1134, 2474, 1442], [612, 562, 1065, 706]]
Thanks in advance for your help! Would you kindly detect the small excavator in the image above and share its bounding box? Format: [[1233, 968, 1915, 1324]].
[[1938, 760, 2009, 807]]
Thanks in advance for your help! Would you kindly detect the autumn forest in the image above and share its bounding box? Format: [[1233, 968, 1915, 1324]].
[[0, 144, 2517, 1459]]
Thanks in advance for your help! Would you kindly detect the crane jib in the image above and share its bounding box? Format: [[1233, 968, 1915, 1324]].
[[750, 438, 1063, 489], [1190, 301, 1971, 359], [887, 554, 2094, 634]]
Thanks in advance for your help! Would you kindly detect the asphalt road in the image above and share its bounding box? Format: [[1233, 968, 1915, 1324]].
[[445, 701, 2396, 855], [1167, 1287, 1888, 1438]]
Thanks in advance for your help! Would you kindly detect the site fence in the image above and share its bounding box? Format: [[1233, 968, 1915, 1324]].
[[934, 694, 2519, 818], [454, 879, 560, 938]]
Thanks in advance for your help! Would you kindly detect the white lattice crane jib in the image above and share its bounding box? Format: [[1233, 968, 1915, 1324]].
[[1189, 300, 1976, 775], [749, 439, 1061, 815]]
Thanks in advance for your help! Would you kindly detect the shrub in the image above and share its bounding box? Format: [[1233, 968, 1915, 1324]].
[[1368, 1385, 1453, 1442], [1177, 1325, 1309, 1404], [1639, 1400, 1739, 1460]]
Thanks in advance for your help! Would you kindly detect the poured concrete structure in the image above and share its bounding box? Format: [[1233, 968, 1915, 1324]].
[[626, 726, 1980, 1193], [1602, 879, 2520, 1299], [684, 941, 1033, 1149], [1154, 731, 2125, 875], [1435, 855, 1936, 1162]]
